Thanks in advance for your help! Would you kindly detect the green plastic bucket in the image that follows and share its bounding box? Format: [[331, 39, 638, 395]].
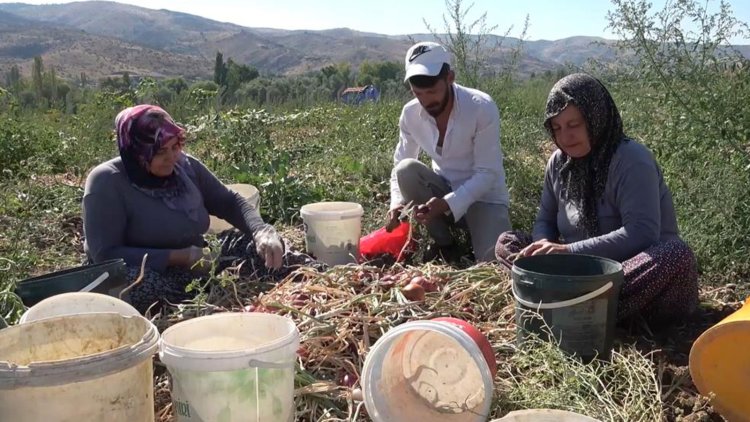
[[15, 259, 128, 307], [511, 254, 624, 361]]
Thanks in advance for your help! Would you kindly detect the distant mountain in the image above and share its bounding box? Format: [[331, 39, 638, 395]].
[[0, 1, 746, 82], [0, 8, 212, 81]]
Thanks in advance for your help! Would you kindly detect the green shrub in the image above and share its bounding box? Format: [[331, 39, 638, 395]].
[[608, 0, 750, 283]]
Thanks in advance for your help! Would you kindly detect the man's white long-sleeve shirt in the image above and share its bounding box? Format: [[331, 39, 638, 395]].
[[390, 83, 510, 221]]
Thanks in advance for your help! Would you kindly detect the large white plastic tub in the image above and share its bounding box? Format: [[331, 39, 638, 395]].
[[0, 313, 159, 421], [19, 291, 140, 323]]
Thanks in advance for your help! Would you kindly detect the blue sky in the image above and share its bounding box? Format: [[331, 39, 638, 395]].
[[8, 0, 750, 43]]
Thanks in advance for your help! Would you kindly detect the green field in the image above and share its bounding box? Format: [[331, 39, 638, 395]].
[[1, 72, 748, 420], [1, 73, 747, 297]]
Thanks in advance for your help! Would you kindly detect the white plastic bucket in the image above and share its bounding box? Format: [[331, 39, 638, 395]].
[[361, 320, 495, 422], [0, 313, 159, 421], [19, 292, 140, 324], [159, 312, 300, 422], [492, 409, 602, 421], [300, 201, 364, 265], [208, 184, 261, 234]]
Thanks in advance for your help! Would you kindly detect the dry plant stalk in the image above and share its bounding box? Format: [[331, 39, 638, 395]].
[[155, 262, 666, 421], [119, 253, 148, 300]]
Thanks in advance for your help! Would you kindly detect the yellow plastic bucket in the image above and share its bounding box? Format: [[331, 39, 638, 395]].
[[689, 297, 750, 421]]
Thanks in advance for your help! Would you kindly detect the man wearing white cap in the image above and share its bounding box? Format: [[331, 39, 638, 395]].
[[386, 41, 512, 262]]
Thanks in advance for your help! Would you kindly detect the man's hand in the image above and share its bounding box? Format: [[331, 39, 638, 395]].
[[385, 205, 404, 232], [519, 239, 569, 257], [414, 197, 450, 225]]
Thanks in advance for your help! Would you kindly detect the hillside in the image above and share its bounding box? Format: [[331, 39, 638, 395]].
[[0, 1, 746, 82], [0, 22, 211, 81]]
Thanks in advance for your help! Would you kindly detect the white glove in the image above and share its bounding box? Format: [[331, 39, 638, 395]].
[[253, 226, 284, 270]]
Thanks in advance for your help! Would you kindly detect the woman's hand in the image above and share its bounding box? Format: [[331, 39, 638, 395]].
[[169, 246, 217, 272], [253, 226, 284, 270], [519, 239, 569, 257]]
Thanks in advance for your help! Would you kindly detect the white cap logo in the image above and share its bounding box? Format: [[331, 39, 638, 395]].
[[404, 42, 451, 82], [409, 45, 432, 62]]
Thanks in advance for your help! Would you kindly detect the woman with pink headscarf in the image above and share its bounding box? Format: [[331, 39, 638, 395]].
[[83, 104, 318, 313]]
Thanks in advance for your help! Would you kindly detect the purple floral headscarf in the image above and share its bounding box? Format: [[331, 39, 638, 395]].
[[115, 105, 186, 187], [115, 104, 202, 220]]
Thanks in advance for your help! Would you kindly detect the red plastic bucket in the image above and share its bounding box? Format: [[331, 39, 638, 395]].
[[431, 317, 497, 376], [361, 318, 496, 422]]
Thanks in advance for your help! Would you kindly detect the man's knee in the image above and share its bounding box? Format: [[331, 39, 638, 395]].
[[395, 159, 435, 198], [495, 230, 531, 261], [394, 158, 425, 180]]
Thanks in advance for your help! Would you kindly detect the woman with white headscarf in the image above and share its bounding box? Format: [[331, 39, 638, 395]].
[[496, 74, 699, 323]]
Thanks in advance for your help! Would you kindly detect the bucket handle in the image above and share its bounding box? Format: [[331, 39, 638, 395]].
[[80, 271, 109, 293], [247, 359, 294, 369], [512, 281, 613, 310]]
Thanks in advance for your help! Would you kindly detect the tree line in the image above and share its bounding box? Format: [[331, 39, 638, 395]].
[[0, 52, 410, 113]]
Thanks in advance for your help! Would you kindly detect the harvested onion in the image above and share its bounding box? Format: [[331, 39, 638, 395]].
[[410, 275, 438, 292], [401, 283, 426, 301]]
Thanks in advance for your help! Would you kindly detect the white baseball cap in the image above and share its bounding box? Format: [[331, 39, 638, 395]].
[[404, 42, 451, 82]]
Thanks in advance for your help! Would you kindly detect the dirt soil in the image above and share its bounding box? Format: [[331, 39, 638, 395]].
[[618, 288, 744, 421]]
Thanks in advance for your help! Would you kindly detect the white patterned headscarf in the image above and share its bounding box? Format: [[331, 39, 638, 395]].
[[544, 73, 626, 236]]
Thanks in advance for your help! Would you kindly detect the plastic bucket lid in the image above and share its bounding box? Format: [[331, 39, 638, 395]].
[[159, 312, 299, 371], [492, 409, 602, 421], [19, 292, 140, 324], [0, 313, 158, 388], [300, 202, 364, 221], [361, 319, 495, 422]]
